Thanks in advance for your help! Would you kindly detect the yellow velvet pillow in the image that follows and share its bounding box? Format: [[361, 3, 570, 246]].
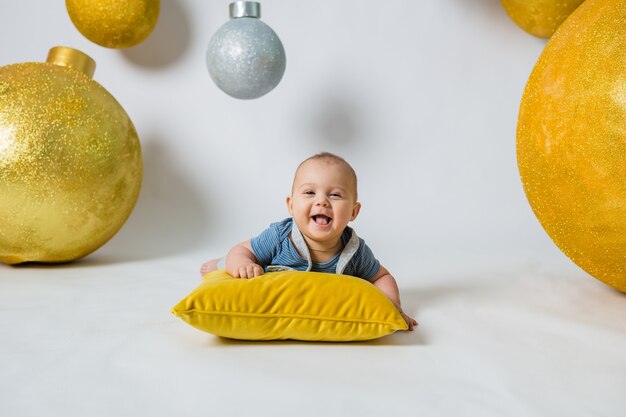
[[171, 270, 408, 342]]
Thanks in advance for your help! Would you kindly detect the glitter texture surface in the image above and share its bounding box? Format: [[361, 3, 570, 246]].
[[517, 0, 626, 291], [501, 0, 585, 38], [66, 0, 160, 48], [0, 60, 142, 264], [206, 17, 286, 99]]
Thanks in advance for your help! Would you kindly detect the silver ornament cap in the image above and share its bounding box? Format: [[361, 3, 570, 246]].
[[206, 1, 286, 100], [230, 1, 260, 18]]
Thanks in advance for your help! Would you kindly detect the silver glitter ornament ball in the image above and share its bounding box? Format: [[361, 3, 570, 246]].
[[206, 2, 286, 100]]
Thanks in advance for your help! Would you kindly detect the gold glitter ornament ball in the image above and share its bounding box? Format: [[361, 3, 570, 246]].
[[501, 0, 585, 38], [66, 0, 159, 48], [517, 0, 626, 291], [0, 47, 142, 264]]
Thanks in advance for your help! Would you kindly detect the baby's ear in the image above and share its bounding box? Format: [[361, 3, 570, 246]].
[[351, 202, 362, 221], [286, 195, 293, 215]]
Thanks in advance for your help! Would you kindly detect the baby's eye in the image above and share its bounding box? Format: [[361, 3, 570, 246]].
[[303, 191, 315, 195], [329, 193, 342, 198]]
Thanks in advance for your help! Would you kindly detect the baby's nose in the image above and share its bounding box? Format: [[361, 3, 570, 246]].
[[315, 197, 329, 206]]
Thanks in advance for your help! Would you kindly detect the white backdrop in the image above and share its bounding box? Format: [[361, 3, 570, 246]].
[[0, 0, 576, 280], [3, 2, 626, 417]]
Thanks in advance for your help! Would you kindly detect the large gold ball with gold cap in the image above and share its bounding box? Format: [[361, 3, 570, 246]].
[[517, 0, 626, 292], [66, 0, 160, 48], [501, 0, 585, 38], [0, 47, 142, 264]]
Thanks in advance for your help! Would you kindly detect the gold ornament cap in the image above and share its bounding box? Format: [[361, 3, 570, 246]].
[[46, 46, 96, 78]]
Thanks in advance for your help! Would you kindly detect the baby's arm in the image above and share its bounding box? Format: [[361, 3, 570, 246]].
[[225, 240, 264, 279], [371, 266, 417, 331]]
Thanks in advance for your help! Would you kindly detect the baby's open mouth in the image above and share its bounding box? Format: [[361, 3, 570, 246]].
[[312, 214, 332, 225]]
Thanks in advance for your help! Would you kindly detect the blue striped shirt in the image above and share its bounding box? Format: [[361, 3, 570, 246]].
[[250, 218, 381, 281]]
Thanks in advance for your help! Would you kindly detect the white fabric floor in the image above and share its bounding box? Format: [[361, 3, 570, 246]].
[[1, 252, 625, 417]]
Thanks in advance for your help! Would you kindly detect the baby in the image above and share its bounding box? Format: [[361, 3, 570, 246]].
[[201, 152, 417, 331]]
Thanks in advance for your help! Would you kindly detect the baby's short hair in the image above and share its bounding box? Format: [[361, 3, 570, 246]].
[[296, 152, 358, 199]]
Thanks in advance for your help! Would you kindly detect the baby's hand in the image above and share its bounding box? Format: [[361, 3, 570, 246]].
[[233, 263, 264, 279], [401, 312, 418, 331]]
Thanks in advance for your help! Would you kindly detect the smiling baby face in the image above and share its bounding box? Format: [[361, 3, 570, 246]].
[[287, 155, 361, 250]]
